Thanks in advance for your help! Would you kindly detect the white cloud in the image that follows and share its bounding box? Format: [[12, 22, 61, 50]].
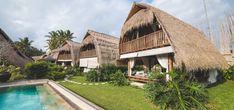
[[0, 0, 233, 50]]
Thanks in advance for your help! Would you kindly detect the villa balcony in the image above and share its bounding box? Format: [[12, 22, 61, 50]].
[[119, 30, 170, 54], [80, 49, 97, 58]]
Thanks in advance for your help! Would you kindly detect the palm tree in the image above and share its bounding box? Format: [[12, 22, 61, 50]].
[[15, 37, 33, 57], [45, 30, 74, 50]]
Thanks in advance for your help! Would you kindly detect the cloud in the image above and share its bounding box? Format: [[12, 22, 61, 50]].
[[0, 0, 233, 50]]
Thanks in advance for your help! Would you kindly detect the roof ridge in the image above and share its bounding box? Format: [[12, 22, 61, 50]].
[[87, 29, 119, 39]]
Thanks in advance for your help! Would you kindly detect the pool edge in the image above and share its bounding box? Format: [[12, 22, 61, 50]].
[[0, 80, 104, 110]]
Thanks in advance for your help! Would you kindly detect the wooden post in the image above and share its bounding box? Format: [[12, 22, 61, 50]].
[[128, 59, 132, 77], [168, 53, 173, 72]]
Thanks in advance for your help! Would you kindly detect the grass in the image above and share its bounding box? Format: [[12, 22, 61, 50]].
[[61, 76, 234, 110], [208, 80, 234, 110], [68, 76, 89, 83], [59, 76, 158, 110]]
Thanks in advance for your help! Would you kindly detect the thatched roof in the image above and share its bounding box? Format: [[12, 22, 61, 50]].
[[49, 40, 81, 64], [81, 30, 119, 65], [0, 28, 32, 67], [32, 55, 43, 61], [120, 3, 228, 71]]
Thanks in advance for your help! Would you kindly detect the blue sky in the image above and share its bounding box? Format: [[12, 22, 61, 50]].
[[0, 0, 233, 50]]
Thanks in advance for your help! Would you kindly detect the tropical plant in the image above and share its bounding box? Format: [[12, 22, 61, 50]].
[[14, 37, 44, 57], [24, 61, 49, 79], [99, 64, 119, 81], [85, 69, 100, 82], [47, 71, 65, 80], [65, 65, 82, 76], [0, 65, 24, 81], [14, 37, 33, 56], [24, 61, 66, 80], [144, 70, 208, 110], [223, 65, 234, 80], [8, 65, 24, 81], [85, 64, 128, 82], [45, 30, 74, 50], [110, 70, 129, 86]]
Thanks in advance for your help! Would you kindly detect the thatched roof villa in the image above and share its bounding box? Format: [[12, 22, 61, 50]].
[[0, 28, 32, 67], [79, 30, 119, 72], [47, 40, 81, 66], [119, 3, 228, 83]]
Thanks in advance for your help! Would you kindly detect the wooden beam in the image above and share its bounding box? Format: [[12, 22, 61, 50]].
[[168, 53, 173, 72]]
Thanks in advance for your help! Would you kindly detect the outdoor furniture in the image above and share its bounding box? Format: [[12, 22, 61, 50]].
[[0, 72, 11, 82]]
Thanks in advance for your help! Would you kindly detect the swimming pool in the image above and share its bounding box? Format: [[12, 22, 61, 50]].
[[0, 84, 74, 110]]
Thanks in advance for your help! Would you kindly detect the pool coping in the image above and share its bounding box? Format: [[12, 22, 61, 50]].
[[0, 79, 104, 110]]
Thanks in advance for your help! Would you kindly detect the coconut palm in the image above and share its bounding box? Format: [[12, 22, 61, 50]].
[[46, 30, 74, 50], [14, 37, 33, 57]]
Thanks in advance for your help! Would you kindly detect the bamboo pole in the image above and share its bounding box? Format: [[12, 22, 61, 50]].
[[203, 0, 212, 42]]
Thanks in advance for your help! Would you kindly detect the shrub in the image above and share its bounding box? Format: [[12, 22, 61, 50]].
[[110, 70, 129, 86], [24, 61, 66, 80], [144, 70, 208, 110], [98, 64, 128, 81], [0, 66, 7, 73], [47, 71, 65, 80], [99, 64, 118, 81], [85, 64, 128, 82], [117, 65, 128, 73], [85, 69, 100, 82], [0, 65, 24, 81], [24, 61, 49, 79], [8, 65, 24, 81], [65, 65, 82, 76], [223, 65, 234, 80], [48, 63, 64, 72]]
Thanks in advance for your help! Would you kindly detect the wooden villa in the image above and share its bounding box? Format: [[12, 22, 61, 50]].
[[79, 30, 119, 72], [0, 28, 31, 67], [119, 3, 228, 83], [49, 40, 81, 66]]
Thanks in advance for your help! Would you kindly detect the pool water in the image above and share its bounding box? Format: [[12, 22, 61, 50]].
[[0, 85, 74, 110]]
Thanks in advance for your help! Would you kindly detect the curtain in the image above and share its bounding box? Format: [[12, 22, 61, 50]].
[[156, 54, 168, 72], [130, 59, 135, 69], [80, 59, 88, 67], [87, 57, 98, 68], [208, 70, 218, 83]]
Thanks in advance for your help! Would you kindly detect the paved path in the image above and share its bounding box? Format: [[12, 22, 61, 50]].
[[63, 75, 108, 86]]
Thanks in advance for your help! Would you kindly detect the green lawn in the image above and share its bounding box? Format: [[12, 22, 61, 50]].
[[68, 76, 90, 83], [208, 80, 234, 110], [59, 76, 158, 110], [60, 76, 234, 110]]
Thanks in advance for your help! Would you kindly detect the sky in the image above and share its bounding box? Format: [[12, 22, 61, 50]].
[[0, 0, 233, 50]]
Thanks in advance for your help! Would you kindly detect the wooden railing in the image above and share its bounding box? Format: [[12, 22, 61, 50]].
[[120, 30, 170, 54], [80, 49, 97, 58]]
